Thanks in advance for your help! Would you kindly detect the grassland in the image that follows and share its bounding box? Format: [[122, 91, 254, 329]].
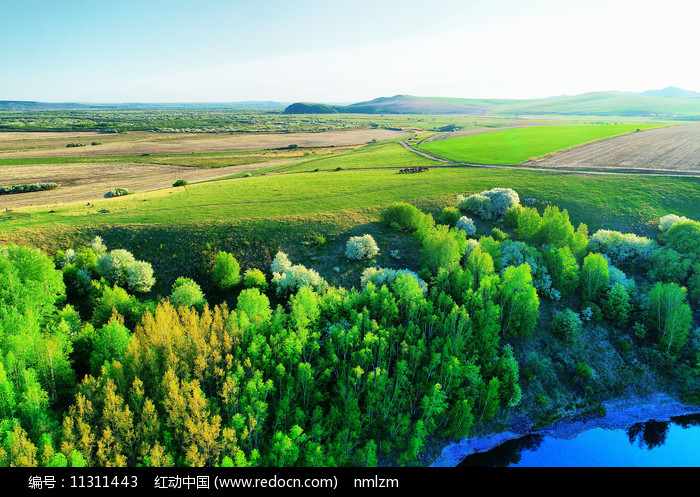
[[2, 140, 698, 237], [416, 123, 665, 164]]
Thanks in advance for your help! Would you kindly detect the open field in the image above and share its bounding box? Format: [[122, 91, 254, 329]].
[[525, 122, 700, 171], [416, 123, 665, 164], [2, 157, 698, 238], [0, 158, 301, 209], [0, 128, 408, 158]]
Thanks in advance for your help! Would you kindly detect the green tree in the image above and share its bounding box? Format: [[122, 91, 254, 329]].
[[647, 282, 693, 354], [212, 251, 241, 290], [580, 253, 610, 302]]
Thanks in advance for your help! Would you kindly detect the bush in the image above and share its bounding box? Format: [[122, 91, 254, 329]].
[[491, 227, 508, 241], [659, 214, 690, 232], [456, 216, 476, 236], [552, 308, 583, 343], [648, 247, 691, 284], [104, 188, 135, 198], [0, 182, 59, 195], [458, 187, 520, 220], [212, 251, 241, 290], [662, 220, 700, 263], [270, 251, 292, 274], [96, 249, 136, 287], [380, 203, 427, 232], [439, 207, 461, 227], [360, 267, 428, 294], [170, 278, 207, 311], [125, 260, 155, 293], [173, 179, 189, 187], [504, 204, 525, 228], [346, 235, 379, 260], [603, 283, 631, 326], [243, 268, 268, 290], [588, 230, 657, 268]]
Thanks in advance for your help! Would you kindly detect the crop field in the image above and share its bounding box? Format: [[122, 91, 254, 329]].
[[526, 122, 700, 171], [0, 128, 407, 158], [416, 123, 665, 165]]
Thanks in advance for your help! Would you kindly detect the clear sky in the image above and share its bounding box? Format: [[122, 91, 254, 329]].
[[2, 0, 698, 103]]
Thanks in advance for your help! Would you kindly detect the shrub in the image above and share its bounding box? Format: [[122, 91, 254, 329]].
[[588, 230, 657, 268], [504, 204, 525, 228], [439, 207, 461, 227], [125, 260, 155, 293], [243, 268, 268, 290], [659, 214, 690, 232], [170, 278, 207, 311], [380, 203, 424, 232], [346, 235, 379, 260], [456, 216, 476, 236], [648, 247, 691, 284], [662, 220, 700, 262], [212, 251, 241, 290], [491, 227, 508, 241], [96, 249, 136, 287], [272, 265, 327, 295], [270, 251, 292, 274], [271, 253, 327, 295], [360, 267, 428, 294], [104, 188, 135, 198], [551, 308, 583, 343], [0, 182, 59, 195], [173, 179, 189, 187], [603, 283, 631, 326], [458, 187, 520, 220], [89, 236, 107, 257], [458, 194, 492, 219]]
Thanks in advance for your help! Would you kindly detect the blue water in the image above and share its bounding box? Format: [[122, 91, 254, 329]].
[[458, 414, 700, 467]]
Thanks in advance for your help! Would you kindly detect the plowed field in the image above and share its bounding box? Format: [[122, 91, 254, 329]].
[[525, 123, 700, 171]]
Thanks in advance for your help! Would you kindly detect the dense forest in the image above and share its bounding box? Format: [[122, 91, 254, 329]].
[[0, 188, 698, 467]]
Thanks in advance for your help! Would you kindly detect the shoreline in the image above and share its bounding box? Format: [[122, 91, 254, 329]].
[[430, 392, 700, 467]]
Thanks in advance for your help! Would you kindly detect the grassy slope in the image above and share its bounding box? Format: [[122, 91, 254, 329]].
[[1, 141, 697, 236], [416, 123, 664, 164]]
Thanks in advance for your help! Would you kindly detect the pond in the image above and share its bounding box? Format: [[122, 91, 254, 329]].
[[458, 414, 700, 467]]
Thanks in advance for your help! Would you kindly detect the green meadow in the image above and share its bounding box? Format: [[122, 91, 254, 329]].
[[2, 140, 697, 238], [417, 123, 665, 164]]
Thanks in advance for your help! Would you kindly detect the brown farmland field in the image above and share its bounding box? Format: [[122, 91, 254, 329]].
[[525, 123, 700, 171], [0, 159, 296, 209], [0, 129, 407, 158]]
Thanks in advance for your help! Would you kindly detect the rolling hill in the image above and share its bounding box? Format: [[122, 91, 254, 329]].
[[283, 87, 700, 118]]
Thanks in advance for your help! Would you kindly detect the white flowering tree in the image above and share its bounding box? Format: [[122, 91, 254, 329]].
[[345, 235, 379, 260]]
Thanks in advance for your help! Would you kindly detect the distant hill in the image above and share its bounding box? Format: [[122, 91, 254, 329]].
[[0, 101, 289, 111], [640, 86, 700, 98], [284, 102, 349, 114], [284, 87, 700, 118]]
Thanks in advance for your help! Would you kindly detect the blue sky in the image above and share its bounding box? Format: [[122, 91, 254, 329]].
[[2, 0, 698, 102]]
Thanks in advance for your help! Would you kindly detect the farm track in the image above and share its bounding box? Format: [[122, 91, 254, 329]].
[[525, 123, 700, 171]]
